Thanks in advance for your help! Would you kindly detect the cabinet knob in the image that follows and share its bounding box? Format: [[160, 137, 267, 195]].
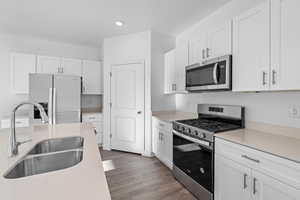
[[137, 111, 142, 114]]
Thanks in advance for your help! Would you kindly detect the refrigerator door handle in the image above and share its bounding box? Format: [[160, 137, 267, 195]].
[[48, 88, 53, 124], [53, 88, 56, 124]]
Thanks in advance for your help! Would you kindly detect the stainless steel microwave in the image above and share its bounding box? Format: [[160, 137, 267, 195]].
[[186, 55, 232, 92]]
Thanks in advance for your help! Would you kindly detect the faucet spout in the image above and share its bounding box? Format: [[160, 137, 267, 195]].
[[10, 101, 49, 157]]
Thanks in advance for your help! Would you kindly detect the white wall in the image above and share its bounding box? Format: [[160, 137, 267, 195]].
[[176, 0, 300, 128], [151, 31, 176, 111], [103, 31, 152, 155], [0, 33, 101, 118]]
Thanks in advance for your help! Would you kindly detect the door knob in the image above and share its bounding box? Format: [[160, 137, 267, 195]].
[[137, 111, 142, 114]]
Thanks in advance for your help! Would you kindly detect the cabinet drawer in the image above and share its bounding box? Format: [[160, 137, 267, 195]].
[[215, 138, 300, 189], [82, 113, 102, 122]]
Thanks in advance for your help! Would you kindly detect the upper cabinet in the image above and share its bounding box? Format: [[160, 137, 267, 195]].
[[207, 21, 232, 59], [82, 60, 102, 94], [189, 21, 232, 66], [164, 49, 176, 94], [270, 0, 300, 91], [11, 53, 36, 94], [37, 56, 61, 74], [61, 58, 82, 76], [12, 53, 102, 94], [233, 0, 300, 92], [175, 42, 189, 93], [233, 1, 270, 92]]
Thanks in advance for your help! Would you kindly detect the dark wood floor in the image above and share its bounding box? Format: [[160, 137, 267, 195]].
[[100, 148, 197, 200]]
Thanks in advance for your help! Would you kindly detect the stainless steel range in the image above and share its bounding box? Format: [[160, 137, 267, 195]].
[[172, 104, 245, 200]]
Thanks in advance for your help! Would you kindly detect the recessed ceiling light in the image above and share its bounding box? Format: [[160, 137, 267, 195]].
[[115, 20, 124, 27]]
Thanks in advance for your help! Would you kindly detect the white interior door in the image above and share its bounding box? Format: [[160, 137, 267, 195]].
[[110, 62, 145, 154]]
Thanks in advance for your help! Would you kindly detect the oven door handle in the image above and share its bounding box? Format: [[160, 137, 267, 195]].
[[173, 130, 212, 150], [213, 63, 219, 84]]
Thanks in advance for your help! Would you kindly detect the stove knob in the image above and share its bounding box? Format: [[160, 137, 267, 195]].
[[194, 130, 199, 136], [187, 128, 191, 133], [200, 133, 206, 138], [181, 127, 185, 132]]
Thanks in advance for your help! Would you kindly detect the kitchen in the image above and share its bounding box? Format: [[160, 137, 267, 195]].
[[0, 0, 300, 200]]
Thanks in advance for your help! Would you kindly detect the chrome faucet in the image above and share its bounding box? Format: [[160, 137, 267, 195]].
[[9, 101, 49, 157]]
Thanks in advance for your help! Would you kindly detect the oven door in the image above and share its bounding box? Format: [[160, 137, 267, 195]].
[[186, 55, 231, 91], [173, 131, 213, 193]]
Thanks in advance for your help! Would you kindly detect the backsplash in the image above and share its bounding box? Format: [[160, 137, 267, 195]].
[[176, 92, 300, 129], [81, 95, 102, 109]]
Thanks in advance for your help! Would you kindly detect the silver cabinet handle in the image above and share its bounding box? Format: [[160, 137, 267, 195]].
[[174, 84, 177, 91], [48, 88, 53, 125], [253, 178, 257, 195], [137, 111, 142, 114], [272, 70, 276, 85], [206, 48, 210, 58], [241, 155, 260, 163], [213, 63, 219, 84], [262, 71, 267, 85], [202, 49, 205, 59], [243, 174, 248, 189]]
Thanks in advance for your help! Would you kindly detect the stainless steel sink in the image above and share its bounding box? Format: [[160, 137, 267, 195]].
[[28, 136, 84, 155], [4, 149, 83, 179]]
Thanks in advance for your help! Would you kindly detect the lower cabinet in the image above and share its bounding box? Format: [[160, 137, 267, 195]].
[[152, 117, 173, 169], [215, 138, 300, 200], [82, 113, 103, 145]]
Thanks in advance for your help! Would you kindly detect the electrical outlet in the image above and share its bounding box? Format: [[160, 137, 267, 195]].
[[289, 106, 300, 119]]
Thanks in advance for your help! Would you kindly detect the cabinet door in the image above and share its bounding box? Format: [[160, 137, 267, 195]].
[[61, 58, 82, 76], [215, 154, 252, 200], [232, 1, 270, 92], [37, 56, 61, 74], [82, 60, 102, 94], [270, 0, 300, 90], [11, 53, 36, 94], [252, 170, 300, 200], [175, 42, 189, 93], [207, 21, 232, 58], [152, 119, 159, 155], [164, 49, 176, 94], [189, 35, 206, 65], [162, 128, 173, 169]]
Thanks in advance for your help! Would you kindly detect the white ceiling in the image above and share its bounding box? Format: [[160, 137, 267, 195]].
[[0, 0, 231, 47]]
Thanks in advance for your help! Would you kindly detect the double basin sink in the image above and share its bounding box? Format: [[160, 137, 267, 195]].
[[4, 136, 84, 179]]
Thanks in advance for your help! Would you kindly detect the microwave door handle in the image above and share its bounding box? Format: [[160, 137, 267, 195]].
[[213, 63, 219, 84]]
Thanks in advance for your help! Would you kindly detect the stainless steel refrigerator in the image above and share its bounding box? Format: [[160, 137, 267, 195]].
[[29, 73, 82, 124]]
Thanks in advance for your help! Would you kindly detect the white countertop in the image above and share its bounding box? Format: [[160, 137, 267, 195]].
[[152, 111, 198, 122], [216, 128, 300, 163], [0, 123, 111, 200]]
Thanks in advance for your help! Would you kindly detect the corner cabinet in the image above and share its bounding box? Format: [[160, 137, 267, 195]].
[[215, 138, 300, 200], [152, 117, 173, 169], [233, 0, 300, 92], [164, 49, 177, 94]]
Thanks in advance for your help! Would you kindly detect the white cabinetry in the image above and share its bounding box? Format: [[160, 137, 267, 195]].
[[82, 113, 103, 145], [233, 1, 270, 92], [61, 58, 82, 76], [82, 60, 102, 94], [37, 56, 61, 74], [164, 49, 177, 94], [233, 0, 300, 92], [189, 21, 232, 65], [10, 53, 36, 94], [175, 42, 189, 93], [215, 138, 300, 200], [206, 21, 232, 59], [270, 0, 300, 91], [152, 117, 173, 169]]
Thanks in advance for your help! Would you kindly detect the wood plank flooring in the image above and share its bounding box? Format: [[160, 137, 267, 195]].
[[100, 148, 197, 200]]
